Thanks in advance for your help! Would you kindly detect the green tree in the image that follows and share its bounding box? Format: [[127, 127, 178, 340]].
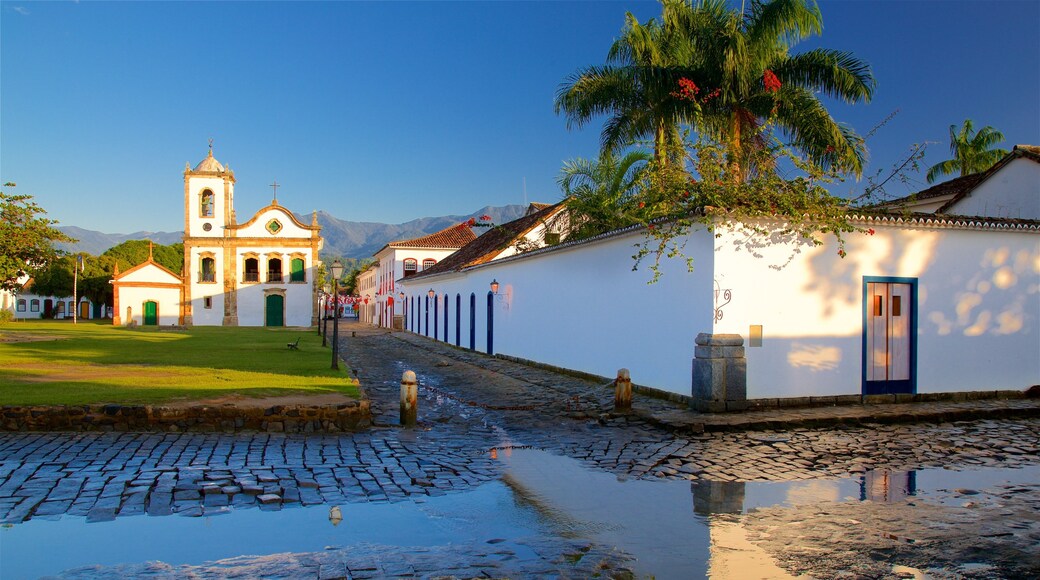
[[556, 0, 875, 180], [555, 1, 694, 167], [26, 254, 79, 299], [0, 183, 75, 291], [558, 150, 653, 238], [925, 119, 1009, 183], [101, 240, 184, 274]]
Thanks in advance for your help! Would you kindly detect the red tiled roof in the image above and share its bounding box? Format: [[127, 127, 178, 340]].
[[387, 223, 477, 250], [411, 202, 566, 279]]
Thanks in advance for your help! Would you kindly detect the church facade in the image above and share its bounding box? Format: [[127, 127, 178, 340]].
[[112, 148, 323, 327]]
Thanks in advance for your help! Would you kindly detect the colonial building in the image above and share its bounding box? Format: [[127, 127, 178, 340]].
[[1, 274, 98, 320], [360, 223, 476, 328], [111, 147, 323, 327]]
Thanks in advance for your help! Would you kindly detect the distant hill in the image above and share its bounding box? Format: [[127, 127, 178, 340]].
[[56, 227, 183, 256], [57, 204, 531, 259]]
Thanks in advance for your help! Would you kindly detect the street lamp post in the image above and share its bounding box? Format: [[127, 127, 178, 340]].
[[322, 283, 330, 347], [73, 255, 84, 325], [330, 260, 343, 370]]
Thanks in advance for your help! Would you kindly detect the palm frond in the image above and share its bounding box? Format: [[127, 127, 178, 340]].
[[774, 49, 875, 103]]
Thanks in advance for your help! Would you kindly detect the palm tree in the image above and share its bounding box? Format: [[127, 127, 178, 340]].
[[556, 0, 876, 180], [557, 150, 652, 238], [555, 5, 694, 167], [925, 119, 1008, 183]]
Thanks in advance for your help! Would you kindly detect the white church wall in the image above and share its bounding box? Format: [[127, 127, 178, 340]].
[[118, 285, 181, 326], [947, 157, 1040, 219], [712, 221, 1039, 398], [399, 227, 717, 396], [188, 249, 225, 326], [187, 175, 229, 239], [235, 207, 312, 238], [233, 245, 315, 327]]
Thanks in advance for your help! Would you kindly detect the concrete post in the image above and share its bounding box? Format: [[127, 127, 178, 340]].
[[400, 370, 418, 426], [614, 368, 632, 412], [691, 333, 747, 412]]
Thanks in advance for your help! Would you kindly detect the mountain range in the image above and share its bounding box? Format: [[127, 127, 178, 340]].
[[57, 204, 531, 259]]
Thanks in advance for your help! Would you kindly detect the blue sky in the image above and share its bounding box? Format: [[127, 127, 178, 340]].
[[2, 1, 1038, 234]]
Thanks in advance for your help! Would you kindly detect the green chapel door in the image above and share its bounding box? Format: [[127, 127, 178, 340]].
[[143, 301, 158, 326], [265, 294, 284, 327]]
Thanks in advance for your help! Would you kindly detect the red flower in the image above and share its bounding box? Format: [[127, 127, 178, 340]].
[[763, 69, 781, 93], [825, 145, 835, 153], [467, 217, 476, 226], [867, 228, 875, 235], [671, 77, 700, 101], [480, 214, 492, 221], [837, 249, 846, 258], [638, 201, 645, 208]]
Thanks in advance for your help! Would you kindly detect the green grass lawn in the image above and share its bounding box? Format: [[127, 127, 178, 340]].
[[0, 320, 359, 406]]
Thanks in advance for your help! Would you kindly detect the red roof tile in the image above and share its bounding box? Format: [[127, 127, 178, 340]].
[[387, 223, 477, 250], [411, 202, 566, 278]]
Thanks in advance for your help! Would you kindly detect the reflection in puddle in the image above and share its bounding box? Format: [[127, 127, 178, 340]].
[[2, 447, 1036, 579]]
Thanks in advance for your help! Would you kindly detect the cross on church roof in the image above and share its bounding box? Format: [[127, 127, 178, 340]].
[[270, 180, 280, 202], [208, 138, 214, 152]]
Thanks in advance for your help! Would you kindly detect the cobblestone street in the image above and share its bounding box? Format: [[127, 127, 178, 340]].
[[1, 321, 1038, 578]]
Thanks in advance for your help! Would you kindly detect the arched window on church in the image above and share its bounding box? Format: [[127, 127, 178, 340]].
[[243, 257, 260, 283], [403, 258, 417, 278], [16, 299, 26, 312], [200, 190, 214, 218], [267, 258, 283, 283], [200, 257, 216, 283], [30, 299, 39, 312], [289, 258, 306, 282]]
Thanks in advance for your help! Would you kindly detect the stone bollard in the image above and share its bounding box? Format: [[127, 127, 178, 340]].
[[614, 368, 632, 412], [400, 370, 418, 426], [691, 333, 746, 412]]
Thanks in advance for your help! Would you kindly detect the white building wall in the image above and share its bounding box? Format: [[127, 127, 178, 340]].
[[401, 221, 1038, 400], [186, 176, 229, 239], [947, 157, 1040, 219], [400, 228, 717, 394], [189, 249, 225, 326], [118, 285, 181, 326], [710, 221, 1039, 398]]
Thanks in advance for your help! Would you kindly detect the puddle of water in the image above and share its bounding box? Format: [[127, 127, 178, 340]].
[[0, 482, 545, 579], [2, 447, 1036, 579]]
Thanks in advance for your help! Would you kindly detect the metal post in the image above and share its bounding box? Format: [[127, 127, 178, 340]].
[[331, 284, 340, 370], [615, 368, 632, 412], [400, 370, 417, 425], [322, 310, 328, 347]]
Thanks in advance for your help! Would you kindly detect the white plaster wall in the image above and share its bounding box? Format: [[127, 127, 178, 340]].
[[400, 228, 717, 395], [236, 207, 312, 238], [119, 285, 181, 326], [189, 250, 225, 326], [948, 158, 1040, 219], [712, 222, 1040, 397], [187, 176, 229, 239]]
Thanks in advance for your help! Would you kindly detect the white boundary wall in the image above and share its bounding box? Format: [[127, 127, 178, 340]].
[[399, 219, 1038, 400], [713, 220, 1039, 398]]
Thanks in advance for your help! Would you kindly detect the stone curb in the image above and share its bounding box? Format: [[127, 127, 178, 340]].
[[636, 400, 1040, 434], [0, 400, 372, 433]]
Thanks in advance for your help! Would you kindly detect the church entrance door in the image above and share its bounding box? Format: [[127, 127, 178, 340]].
[[143, 301, 158, 326], [265, 294, 284, 327]]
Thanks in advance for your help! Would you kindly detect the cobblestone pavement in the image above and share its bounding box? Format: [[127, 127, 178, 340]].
[[2, 320, 1039, 578]]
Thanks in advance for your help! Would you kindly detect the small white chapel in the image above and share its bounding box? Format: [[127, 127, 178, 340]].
[[111, 146, 323, 327]]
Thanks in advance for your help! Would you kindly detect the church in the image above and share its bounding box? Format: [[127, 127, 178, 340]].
[[111, 147, 323, 327]]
